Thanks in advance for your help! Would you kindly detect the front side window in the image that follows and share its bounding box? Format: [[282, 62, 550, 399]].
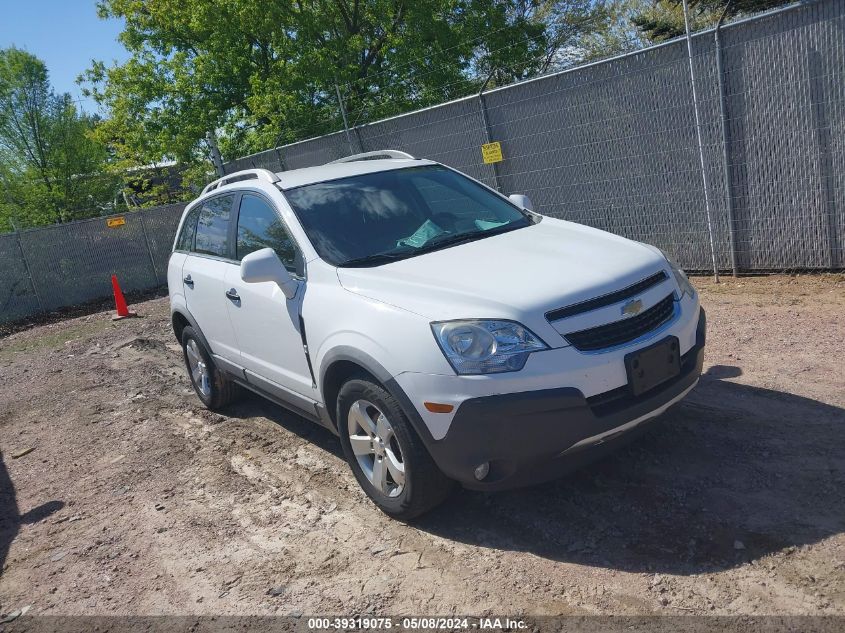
[[175, 206, 200, 252], [284, 165, 532, 267], [236, 194, 298, 272], [194, 195, 235, 258]]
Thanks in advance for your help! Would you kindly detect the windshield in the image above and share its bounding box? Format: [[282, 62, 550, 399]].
[[283, 165, 534, 266]]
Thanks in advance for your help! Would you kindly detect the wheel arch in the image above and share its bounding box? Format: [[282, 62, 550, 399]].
[[318, 348, 436, 447], [170, 307, 212, 353], [172, 311, 190, 343]]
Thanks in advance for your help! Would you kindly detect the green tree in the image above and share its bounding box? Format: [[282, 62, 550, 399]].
[[631, 0, 793, 42], [577, 0, 651, 59], [0, 48, 119, 231], [83, 0, 606, 164]]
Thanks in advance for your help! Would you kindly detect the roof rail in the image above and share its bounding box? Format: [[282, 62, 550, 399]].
[[201, 168, 281, 195], [328, 150, 415, 164]]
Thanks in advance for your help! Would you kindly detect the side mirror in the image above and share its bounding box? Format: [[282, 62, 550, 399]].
[[508, 194, 534, 212], [240, 247, 298, 300]]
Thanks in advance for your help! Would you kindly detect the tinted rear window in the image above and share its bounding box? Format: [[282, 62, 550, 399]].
[[175, 206, 200, 252], [194, 195, 234, 258]]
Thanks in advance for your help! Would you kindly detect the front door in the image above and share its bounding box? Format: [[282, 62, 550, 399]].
[[224, 193, 315, 400]]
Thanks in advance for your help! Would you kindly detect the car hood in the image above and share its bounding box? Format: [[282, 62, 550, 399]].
[[336, 217, 669, 325]]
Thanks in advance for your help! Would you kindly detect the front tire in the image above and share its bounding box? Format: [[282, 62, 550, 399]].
[[337, 376, 453, 520], [181, 326, 240, 410]]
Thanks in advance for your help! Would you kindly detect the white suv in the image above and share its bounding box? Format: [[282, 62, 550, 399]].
[[168, 150, 705, 519]]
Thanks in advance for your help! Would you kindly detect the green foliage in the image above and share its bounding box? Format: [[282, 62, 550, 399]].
[[2, 1, 799, 234], [630, 0, 793, 42], [578, 0, 651, 59], [0, 48, 121, 231], [83, 0, 607, 164], [122, 160, 213, 208]]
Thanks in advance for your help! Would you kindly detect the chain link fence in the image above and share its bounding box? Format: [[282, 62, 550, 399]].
[[0, 204, 185, 324], [1, 0, 842, 326], [227, 0, 844, 276]]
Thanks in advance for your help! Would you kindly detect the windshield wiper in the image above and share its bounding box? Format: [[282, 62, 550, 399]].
[[338, 251, 413, 267]]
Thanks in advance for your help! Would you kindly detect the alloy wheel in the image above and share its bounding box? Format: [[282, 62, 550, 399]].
[[186, 339, 211, 397], [347, 399, 406, 497]]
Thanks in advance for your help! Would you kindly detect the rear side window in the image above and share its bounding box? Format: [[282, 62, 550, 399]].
[[194, 195, 235, 258], [175, 206, 200, 252], [236, 194, 298, 272]]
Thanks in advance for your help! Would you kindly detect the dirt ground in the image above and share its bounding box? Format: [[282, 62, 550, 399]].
[[0, 275, 843, 618]]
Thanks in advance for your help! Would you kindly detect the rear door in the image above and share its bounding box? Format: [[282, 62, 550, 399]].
[[182, 193, 241, 361], [168, 205, 201, 303]]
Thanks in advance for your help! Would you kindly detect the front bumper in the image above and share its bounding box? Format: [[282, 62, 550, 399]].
[[421, 307, 706, 490]]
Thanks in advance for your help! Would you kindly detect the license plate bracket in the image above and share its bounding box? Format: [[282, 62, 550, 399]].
[[625, 336, 681, 396]]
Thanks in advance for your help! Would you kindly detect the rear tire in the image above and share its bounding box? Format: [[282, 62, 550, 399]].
[[181, 326, 240, 410], [337, 376, 454, 520]]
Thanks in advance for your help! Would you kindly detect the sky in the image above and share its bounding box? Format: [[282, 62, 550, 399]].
[[0, 0, 128, 111]]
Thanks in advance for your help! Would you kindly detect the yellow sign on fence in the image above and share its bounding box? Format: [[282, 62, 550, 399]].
[[106, 216, 126, 228], [481, 141, 503, 164]]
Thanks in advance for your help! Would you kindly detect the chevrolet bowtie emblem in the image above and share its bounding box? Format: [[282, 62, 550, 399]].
[[621, 298, 643, 317]]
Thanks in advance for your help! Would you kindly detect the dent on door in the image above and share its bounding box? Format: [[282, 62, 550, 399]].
[[224, 265, 315, 400]]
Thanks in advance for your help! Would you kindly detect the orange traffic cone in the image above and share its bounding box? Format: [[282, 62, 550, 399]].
[[111, 275, 137, 320]]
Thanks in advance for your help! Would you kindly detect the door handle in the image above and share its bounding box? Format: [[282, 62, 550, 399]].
[[225, 288, 240, 302], [183, 274, 194, 286]]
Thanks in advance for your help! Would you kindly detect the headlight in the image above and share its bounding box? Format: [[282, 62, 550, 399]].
[[430, 319, 548, 375], [661, 250, 695, 298]]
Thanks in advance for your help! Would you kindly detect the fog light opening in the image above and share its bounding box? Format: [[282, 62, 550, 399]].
[[474, 461, 490, 481]]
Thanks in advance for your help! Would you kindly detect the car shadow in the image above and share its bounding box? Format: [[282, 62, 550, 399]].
[[225, 395, 345, 460], [221, 367, 844, 576], [0, 451, 64, 576], [413, 365, 845, 574]]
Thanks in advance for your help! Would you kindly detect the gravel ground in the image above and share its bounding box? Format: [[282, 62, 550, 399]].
[[0, 275, 843, 618]]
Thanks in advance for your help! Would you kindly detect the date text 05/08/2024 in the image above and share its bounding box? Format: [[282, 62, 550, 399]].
[[306, 617, 528, 630]]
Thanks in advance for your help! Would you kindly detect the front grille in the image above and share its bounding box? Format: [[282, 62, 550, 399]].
[[546, 271, 668, 322], [565, 293, 675, 351]]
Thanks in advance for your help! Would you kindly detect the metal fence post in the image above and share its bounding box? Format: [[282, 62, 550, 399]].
[[479, 74, 504, 193], [10, 219, 44, 313], [274, 148, 287, 172], [682, 0, 720, 282], [207, 131, 226, 176], [335, 83, 356, 156], [715, 2, 739, 277], [138, 213, 162, 286], [353, 126, 365, 154]]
